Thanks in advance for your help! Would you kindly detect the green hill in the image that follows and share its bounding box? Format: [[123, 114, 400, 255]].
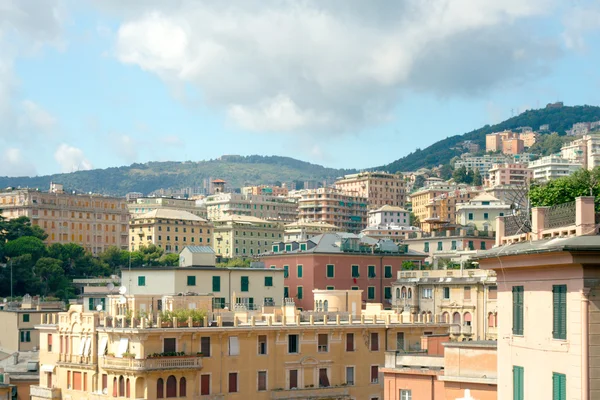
[[380, 105, 600, 172], [0, 155, 355, 196]]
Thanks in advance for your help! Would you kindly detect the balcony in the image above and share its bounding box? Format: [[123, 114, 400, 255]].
[[30, 386, 61, 399], [270, 386, 351, 399], [101, 356, 202, 372]]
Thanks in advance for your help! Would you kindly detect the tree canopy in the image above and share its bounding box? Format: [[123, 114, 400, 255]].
[[529, 168, 600, 211]]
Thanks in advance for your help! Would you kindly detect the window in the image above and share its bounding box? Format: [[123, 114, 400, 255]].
[[370, 365, 379, 383], [20, 331, 31, 342], [264, 297, 274, 306], [138, 276, 146, 286], [483, 212, 489, 219], [346, 333, 354, 352], [397, 332, 405, 351], [284, 287, 289, 298], [201, 337, 211, 357], [179, 377, 186, 397], [212, 298, 225, 309], [500, 212, 504, 217], [384, 287, 392, 299], [163, 338, 176, 353], [468, 240, 474, 250], [351, 286, 359, 290], [228, 372, 238, 393], [258, 335, 267, 355], [297, 265, 303, 278], [480, 241, 486, 250], [513, 366, 524, 400], [241, 276, 249, 292], [264, 277, 273, 287], [327, 264, 335, 278], [552, 372, 566, 400], [257, 371, 267, 391], [23, 314, 30, 323], [166, 375, 177, 398], [370, 332, 379, 351], [212, 276, 221, 292], [288, 334, 299, 353], [400, 390, 412, 400], [464, 286, 471, 300], [512, 286, 524, 335], [368, 286, 375, 300], [443, 287, 450, 300], [300, 243, 307, 251], [157, 378, 164, 398], [437, 241, 443, 251], [48, 334, 53, 352], [422, 288, 433, 299], [318, 334, 328, 352], [489, 286, 497, 299], [451, 240, 457, 250], [200, 375, 210, 395], [289, 370, 298, 389], [229, 336, 240, 356], [187, 276, 196, 286], [424, 242, 429, 252], [297, 286, 303, 299], [368, 265, 376, 278], [284, 265, 289, 278], [319, 368, 330, 387], [273, 244, 279, 252], [384, 265, 392, 278], [468, 213, 474, 220], [346, 366, 354, 386], [352, 265, 360, 278], [553, 285, 567, 340]]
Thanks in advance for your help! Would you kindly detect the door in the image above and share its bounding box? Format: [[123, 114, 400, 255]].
[[396, 332, 405, 351]]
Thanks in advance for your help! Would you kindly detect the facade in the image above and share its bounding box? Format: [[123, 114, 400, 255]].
[[485, 133, 502, 152], [127, 196, 207, 219], [334, 171, 406, 209], [528, 155, 582, 181], [0, 184, 129, 255], [486, 163, 532, 187], [501, 137, 524, 155], [129, 209, 213, 253], [241, 185, 289, 197], [362, 225, 421, 244], [367, 205, 410, 227], [415, 186, 483, 231], [486, 130, 535, 154], [454, 153, 533, 177], [382, 339, 497, 400], [0, 296, 63, 353], [455, 193, 511, 231], [204, 192, 298, 222], [262, 233, 426, 310], [296, 188, 369, 233], [212, 215, 284, 257], [32, 292, 449, 400], [392, 269, 498, 341], [410, 184, 454, 232], [283, 221, 341, 242], [561, 133, 600, 170]]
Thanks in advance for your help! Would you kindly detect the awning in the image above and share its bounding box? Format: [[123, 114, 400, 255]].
[[117, 338, 129, 358], [83, 337, 92, 356], [98, 337, 108, 356], [78, 337, 86, 356], [41, 364, 55, 373]]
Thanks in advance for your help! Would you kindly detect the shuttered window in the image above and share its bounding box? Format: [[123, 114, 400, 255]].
[[513, 366, 524, 400], [512, 286, 524, 335], [264, 277, 273, 287], [258, 371, 267, 391], [212, 276, 220, 292], [200, 375, 210, 395], [552, 285, 567, 340], [552, 372, 566, 400], [228, 373, 238, 393], [368, 265, 376, 278], [351, 265, 359, 278], [384, 265, 392, 278], [327, 264, 335, 278], [283, 265, 289, 278], [241, 276, 249, 292]]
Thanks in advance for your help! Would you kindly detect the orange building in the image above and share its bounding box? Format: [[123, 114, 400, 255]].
[[502, 138, 524, 155]]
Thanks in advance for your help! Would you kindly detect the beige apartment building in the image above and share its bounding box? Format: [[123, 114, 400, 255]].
[[283, 221, 341, 242], [412, 185, 482, 231], [129, 209, 213, 253], [127, 196, 207, 219], [486, 162, 532, 187], [334, 171, 406, 208], [212, 215, 284, 257], [31, 289, 449, 400], [204, 192, 298, 222], [241, 185, 289, 197], [486, 130, 535, 154], [0, 184, 128, 255]]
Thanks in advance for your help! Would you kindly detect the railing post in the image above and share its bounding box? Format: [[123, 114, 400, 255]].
[[172, 317, 177, 328], [336, 315, 340, 325], [188, 317, 193, 328], [310, 315, 314, 325]]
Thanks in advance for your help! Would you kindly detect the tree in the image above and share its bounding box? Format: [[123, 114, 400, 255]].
[[0, 216, 48, 242], [439, 164, 453, 180], [160, 253, 180, 266], [4, 236, 47, 261], [529, 167, 600, 211], [409, 212, 420, 227], [452, 166, 471, 184], [413, 175, 426, 190], [217, 258, 251, 268], [472, 169, 483, 186], [401, 261, 415, 270], [34, 257, 65, 296], [99, 246, 130, 273]]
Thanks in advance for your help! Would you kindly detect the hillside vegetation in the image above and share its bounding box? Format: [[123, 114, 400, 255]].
[[0, 156, 355, 196], [380, 105, 600, 172]]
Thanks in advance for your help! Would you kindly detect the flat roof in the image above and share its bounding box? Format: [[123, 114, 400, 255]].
[[121, 265, 283, 272], [443, 340, 497, 349], [475, 236, 600, 260]]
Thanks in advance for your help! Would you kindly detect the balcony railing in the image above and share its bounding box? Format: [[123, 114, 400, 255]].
[[30, 386, 62, 399], [270, 386, 351, 399], [545, 201, 576, 229], [101, 356, 202, 372]]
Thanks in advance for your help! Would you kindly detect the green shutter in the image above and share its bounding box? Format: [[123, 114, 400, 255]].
[[368, 265, 376, 278], [368, 287, 375, 299], [284, 287, 289, 298], [88, 298, 94, 311], [284, 265, 289, 278], [26, 331, 30, 342], [352, 265, 359, 278], [138, 276, 145, 286], [187, 276, 196, 286], [385, 266, 392, 278], [20, 331, 24, 343], [327, 264, 334, 278], [513, 366, 524, 400], [384, 287, 392, 299], [297, 265, 303, 278], [297, 287, 303, 299], [264, 277, 273, 287], [241, 276, 249, 292], [512, 286, 524, 335], [100, 298, 106, 311], [552, 372, 566, 400], [212, 276, 221, 292], [553, 285, 567, 340]]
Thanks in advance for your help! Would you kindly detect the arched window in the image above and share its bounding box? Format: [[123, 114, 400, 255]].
[[112, 377, 117, 398], [395, 288, 400, 299], [408, 288, 412, 299], [126, 378, 130, 398], [452, 312, 461, 325], [119, 376, 125, 397], [488, 313, 494, 328], [401, 287, 407, 298], [166, 375, 177, 398], [442, 312, 449, 323], [157, 378, 164, 399], [464, 312, 472, 326], [179, 377, 186, 397], [323, 300, 329, 312]]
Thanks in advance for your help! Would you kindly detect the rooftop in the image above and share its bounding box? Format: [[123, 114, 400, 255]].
[[370, 205, 409, 213], [182, 246, 214, 254], [475, 235, 600, 260], [135, 208, 207, 222]]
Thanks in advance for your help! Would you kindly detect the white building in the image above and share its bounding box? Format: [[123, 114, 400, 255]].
[[367, 205, 410, 227], [528, 155, 583, 181], [561, 133, 600, 170], [204, 192, 298, 222], [455, 153, 535, 176], [456, 193, 511, 231]]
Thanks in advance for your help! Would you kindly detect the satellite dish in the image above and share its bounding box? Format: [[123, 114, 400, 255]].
[[96, 304, 103, 311], [118, 286, 127, 295], [119, 296, 127, 304], [3, 298, 6, 303], [107, 283, 115, 291]]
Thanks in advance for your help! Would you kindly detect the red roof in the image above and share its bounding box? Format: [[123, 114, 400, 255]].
[[212, 179, 226, 183]]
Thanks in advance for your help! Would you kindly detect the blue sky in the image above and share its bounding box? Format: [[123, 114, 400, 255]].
[[2, 0, 600, 177]]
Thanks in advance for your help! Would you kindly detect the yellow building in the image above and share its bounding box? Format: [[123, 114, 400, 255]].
[[334, 171, 406, 209], [129, 209, 213, 253], [204, 193, 298, 222], [283, 221, 341, 242], [213, 215, 284, 257], [31, 291, 449, 400], [0, 183, 129, 255], [128, 197, 207, 219]]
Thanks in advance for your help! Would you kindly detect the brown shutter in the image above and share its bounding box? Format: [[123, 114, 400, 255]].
[[200, 375, 210, 395], [229, 373, 237, 393], [346, 333, 354, 351], [290, 370, 298, 389]]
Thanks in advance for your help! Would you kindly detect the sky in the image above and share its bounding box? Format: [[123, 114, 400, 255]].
[[2, 0, 600, 177]]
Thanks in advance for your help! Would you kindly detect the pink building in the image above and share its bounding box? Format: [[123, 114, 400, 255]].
[[485, 162, 532, 187], [261, 233, 426, 310]]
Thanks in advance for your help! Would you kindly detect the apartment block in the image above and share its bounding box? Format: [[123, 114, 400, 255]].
[[455, 193, 510, 231], [204, 192, 298, 222], [486, 130, 535, 154], [486, 163, 532, 187], [334, 171, 406, 209], [561, 133, 600, 170], [296, 188, 369, 233], [528, 155, 583, 181], [129, 209, 213, 253], [0, 184, 129, 255], [127, 196, 207, 219], [212, 215, 284, 257], [283, 221, 341, 242], [241, 185, 289, 197]]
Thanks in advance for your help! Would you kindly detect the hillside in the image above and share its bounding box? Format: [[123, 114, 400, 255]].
[[380, 105, 600, 172], [0, 155, 355, 196]]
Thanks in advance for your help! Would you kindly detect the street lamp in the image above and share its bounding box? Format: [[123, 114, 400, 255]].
[[1, 258, 13, 301]]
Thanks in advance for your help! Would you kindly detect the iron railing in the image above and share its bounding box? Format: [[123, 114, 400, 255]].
[[504, 215, 530, 236], [544, 201, 576, 229]]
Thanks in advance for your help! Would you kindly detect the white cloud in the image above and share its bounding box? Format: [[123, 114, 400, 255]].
[[0, 147, 36, 177], [161, 134, 184, 147], [562, 5, 600, 51], [112, 0, 560, 134], [54, 144, 93, 173], [18, 100, 58, 131], [111, 134, 138, 161]]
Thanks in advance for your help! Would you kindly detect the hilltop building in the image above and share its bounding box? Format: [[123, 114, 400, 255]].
[[212, 215, 284, 258], [528, 155, 583, 181]]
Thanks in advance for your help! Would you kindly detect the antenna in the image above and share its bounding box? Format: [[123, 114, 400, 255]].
[[118, 286, 127, 295], [107, 283, 115, 292]]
